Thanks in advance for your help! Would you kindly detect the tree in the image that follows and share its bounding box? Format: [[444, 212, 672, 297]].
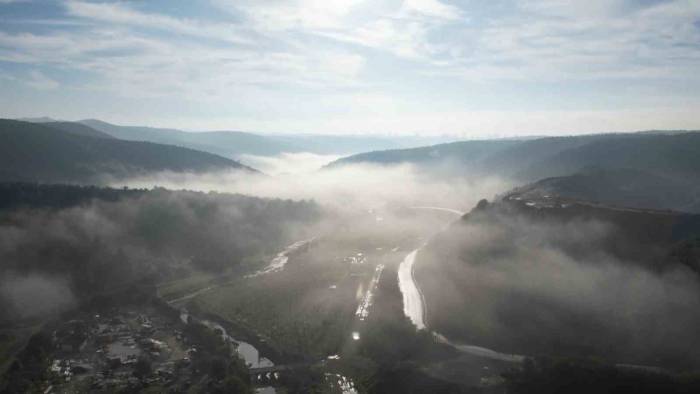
[[133, 356, 152, 379]]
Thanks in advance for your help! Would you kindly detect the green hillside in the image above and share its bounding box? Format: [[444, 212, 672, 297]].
[[330, 131, 700, 181], [79, 119, 457, 158], [0, 119, 254, 184], [42, 121, 115, 139]]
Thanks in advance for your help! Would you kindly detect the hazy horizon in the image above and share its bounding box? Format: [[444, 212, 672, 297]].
[[2, 0, 700, 136]]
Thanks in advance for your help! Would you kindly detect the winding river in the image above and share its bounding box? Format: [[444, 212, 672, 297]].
[[246, 237, 316, 278]]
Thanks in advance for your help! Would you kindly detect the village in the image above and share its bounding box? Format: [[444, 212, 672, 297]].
[[44, 305, 199, 393]]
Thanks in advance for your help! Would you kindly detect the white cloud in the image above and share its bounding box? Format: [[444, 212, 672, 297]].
[[428, 0, 700, 82], [65, 1, 253, 45], [319, 52, 366, 77], [1, 0, 700, 134], [26, 70, 58, 90], [399, 0, 462, 20], [218, 0, 463, 61], [223, 0, 368, 31], [0, 1, 370, 101]]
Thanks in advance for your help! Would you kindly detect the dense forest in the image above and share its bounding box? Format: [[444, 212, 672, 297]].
[[0, 183, 320, 324], [0, 120, 254, 184], [418, 198, 700, 370], [513, 167, 700, 213], [329, 131, 700, 191]]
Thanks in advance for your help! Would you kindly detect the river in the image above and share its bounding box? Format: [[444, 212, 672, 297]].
[[246, 237, 316, 278], [180, 309, 277, 393]]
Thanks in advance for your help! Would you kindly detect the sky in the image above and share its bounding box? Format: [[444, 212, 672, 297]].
[[1, 0, 700, 136]]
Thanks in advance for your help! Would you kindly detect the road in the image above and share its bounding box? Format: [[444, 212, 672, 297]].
[[398, 206, 527, 363], [398, 206, 464, 330], [397, 248, 427, 329]]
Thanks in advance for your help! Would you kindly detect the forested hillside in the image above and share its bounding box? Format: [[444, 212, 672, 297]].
[[329, 132, 700, 182], [0, 120, 254, 184], [0, 183, 320, 323]]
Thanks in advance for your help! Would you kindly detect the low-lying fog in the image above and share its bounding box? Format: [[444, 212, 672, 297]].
[[237, 152, 342, 176], [6, 151, 700, 371], [419, 206, 700, 368], [2, 155, 512, 324], [115, 157, 512, 214]]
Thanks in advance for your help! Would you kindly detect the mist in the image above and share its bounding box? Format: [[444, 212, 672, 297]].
[[418, 204, 700, 369], [238, 152, 341, 175], [0, 187, 321, 323], [112, 160, 514, 215], [0, 274, 75, 321]]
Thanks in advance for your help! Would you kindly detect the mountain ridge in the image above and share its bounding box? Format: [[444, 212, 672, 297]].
[[0, 119, 256, 184]]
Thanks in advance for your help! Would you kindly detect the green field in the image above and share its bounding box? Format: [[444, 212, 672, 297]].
[[157, 272, 218, 301], [192, 237, 372, 359]]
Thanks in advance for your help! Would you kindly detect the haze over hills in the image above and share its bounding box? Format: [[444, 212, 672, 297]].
[[514, 132, 700, 182], [41, 121, 115, 139], [326, 139, 521, 169], [0, 119, 254, 184], [329, 131, 700, 213], [514, 168, 700, 213], [21, 118, 456, 160], [79, 119, 299, 158], [331, 131, 700, 177], [418, 195, 700, 370], [3, 116, 700, 393], [5, 0, 700, 392], [326, 133, 610, 172]]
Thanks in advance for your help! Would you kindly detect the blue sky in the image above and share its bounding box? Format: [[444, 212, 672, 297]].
[[1, 0, 699, 136]]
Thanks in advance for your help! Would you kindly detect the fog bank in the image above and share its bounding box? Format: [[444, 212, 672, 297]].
[[1, 274, 75, 320], [418, 206, 700, 368], [114, 161, 513, 214]]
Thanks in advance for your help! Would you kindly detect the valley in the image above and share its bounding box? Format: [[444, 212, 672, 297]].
[[3, 116, 700, 394]]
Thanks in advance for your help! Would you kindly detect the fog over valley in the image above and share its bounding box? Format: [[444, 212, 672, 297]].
[[3, 131, 700, 392], [3, 1, 700, 393]]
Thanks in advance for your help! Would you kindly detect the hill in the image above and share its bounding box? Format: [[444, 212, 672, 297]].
[[80, 119, 299, 158], [326, 134, 605, 170], [0, 182, 320, 323], [16, 117, 60, 123], [328, 132, 700, 183], [516, 132, 700, 182], [0, 119, 254, 184], [78, 119, 456, 158], [42, 121, 115, 139], [325, 139, 520, 169], [417, 196, 700, 370], [512, 168, 700, 213]]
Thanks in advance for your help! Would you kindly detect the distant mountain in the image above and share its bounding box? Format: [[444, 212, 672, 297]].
[[266, 133, 457, 155], [329, 132, 700, 182], [328, 133, 615, 173], [325, 139, 520, 169], [80, 119, 299, 158], [78, 119, 457, 159], [17, 116, 60, 123], [516, 132, 700, 182], [0, 119, 254, 183], [42, 121, 115, 139], [512, 167, 700, 213]]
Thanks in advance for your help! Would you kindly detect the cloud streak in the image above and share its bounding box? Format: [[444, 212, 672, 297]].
[[1, 0, 699, 134]]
